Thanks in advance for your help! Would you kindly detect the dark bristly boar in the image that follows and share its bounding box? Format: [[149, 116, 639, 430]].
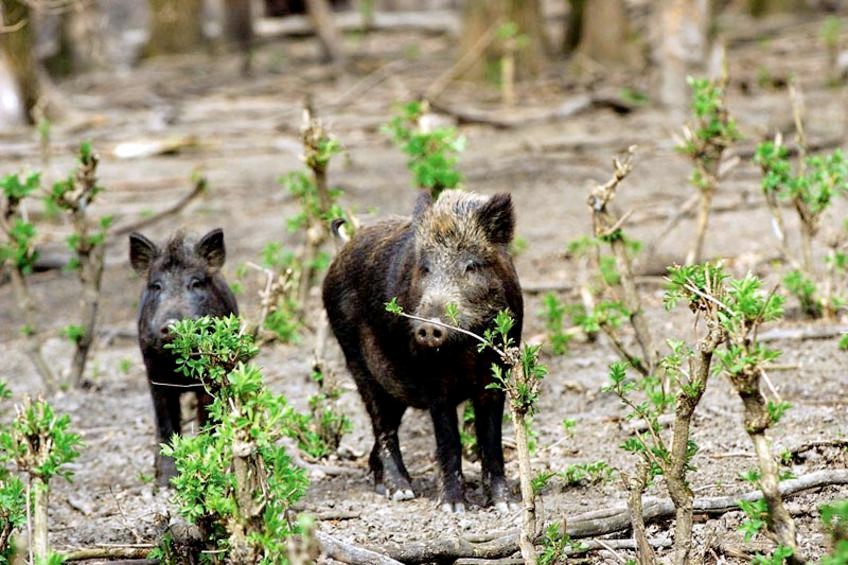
[[129, 228, 238, 486], [322, 190, 523, 512]]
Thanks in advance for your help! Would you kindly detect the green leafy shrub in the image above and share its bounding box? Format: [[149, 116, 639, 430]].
[[382, 100, 465, 198], [163, 315, 311, 561]]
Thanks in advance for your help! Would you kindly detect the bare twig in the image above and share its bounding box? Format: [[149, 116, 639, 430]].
[[587, 146, 656, 374], [110, 173, 207, 238]]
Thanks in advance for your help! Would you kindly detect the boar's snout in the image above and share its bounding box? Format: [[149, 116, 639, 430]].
[[157, 318, 181, 341], [414, 319, 448, 348]]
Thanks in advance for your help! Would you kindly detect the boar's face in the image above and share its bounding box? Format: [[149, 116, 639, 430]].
[[130, 229, 229, 351], [410, 191, 515, 345]]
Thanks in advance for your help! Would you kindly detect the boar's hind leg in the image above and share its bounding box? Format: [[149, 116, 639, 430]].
[[474, 390, 512, 511], [352, 367, 414, 500], [150, 385, 181, 486], [430, 404, 465, 513]]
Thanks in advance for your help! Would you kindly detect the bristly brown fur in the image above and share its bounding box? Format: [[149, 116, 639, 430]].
[[416, 191, 492, 252]]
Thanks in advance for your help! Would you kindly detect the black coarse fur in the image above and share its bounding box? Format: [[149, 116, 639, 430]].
[[322, 190, 523, 509], [130, 228, 238, 486]]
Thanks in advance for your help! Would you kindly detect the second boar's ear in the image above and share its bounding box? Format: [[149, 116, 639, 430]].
[[477, 193, 515, 245], [412, 191, 433, 222], [196, 228, 226, 271], [129, 233, 158, 275]]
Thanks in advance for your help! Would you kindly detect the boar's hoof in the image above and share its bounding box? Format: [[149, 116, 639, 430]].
[[390, 488, 415, 501], [375, 475, 415, 501], [493, 500, 519, 513], [440, 501, 466, 513]]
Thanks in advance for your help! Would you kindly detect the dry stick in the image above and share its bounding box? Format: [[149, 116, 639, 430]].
[[424, 18, 503, 101], [685, 153, 720, 266], [789, 84, 816, 279], [375, 470, 848, 563], [62, 546, 155, 561], [587, 145, 656, 375], [315, 532, 403, 565], [110, 174, 207, 238]]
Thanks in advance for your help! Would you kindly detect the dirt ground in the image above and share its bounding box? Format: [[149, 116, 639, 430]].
[[1, 10, 847, 564]]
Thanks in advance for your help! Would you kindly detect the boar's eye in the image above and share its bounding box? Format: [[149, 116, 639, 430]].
[[464, 261, 481, 274], [148, 280, 163, 292], [419, 265, 430, 276], [189, 277, 206, 290]]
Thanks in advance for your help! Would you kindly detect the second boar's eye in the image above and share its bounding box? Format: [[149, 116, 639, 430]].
[[465, 261, 481, 274], [148, 281, 163, 292], [189, 278, 205, 290]]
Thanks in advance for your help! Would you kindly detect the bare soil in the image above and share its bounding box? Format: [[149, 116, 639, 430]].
[[1, 11, 847, 564]]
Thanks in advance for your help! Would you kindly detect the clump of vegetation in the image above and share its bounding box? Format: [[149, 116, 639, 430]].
[[754, 120, 848, 319], [0, 383, 82, 563], [382, 100, 465, 199], [46, 142, 110, 386], [538, 293, 574, 355], [161, 315, 312, 561], [254, 113, 350, 344], [0, 143, 110, 392], [676, 75, 741, 265], [605, 263, 792, 563], [821, 500, 848, 564]]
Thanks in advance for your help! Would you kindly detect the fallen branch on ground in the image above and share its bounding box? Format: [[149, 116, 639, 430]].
[[62, 546, 155, 561], [373, 469, 848, 563], [316, 532, 403, 565]]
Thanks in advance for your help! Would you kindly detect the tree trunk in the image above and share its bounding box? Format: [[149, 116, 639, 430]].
[[562, 0, 585, 55], [145, 0, 205, 56], [0, 0, 40, 123], [458, 0, 548, 81], [224, 0, 254, 74], [655, 0, 710, 119], [577, 0, 641, 68]]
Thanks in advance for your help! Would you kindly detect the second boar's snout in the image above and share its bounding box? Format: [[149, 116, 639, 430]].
[[414, 320, 447, 348], [158, 318, 180, 339]]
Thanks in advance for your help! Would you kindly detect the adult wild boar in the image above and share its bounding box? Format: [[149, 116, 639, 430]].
[[323, 190, 523, 512], [129, 228, 238, 485]]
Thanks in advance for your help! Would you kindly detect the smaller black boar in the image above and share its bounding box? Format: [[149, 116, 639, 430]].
[[129, 228, 238, 485], [323, 190, 523, 512]]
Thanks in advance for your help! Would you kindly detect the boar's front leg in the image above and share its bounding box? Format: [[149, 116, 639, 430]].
[[474, 388, 512, 511], [149, 383, 181, 486], [430, 404, 465, 513]]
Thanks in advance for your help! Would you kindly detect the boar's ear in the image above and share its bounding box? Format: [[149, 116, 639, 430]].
[[129, 233, 158, 275], [412, 191, 433, 222], [196, 228, 226, 271], [477, 193, 515, 245]]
